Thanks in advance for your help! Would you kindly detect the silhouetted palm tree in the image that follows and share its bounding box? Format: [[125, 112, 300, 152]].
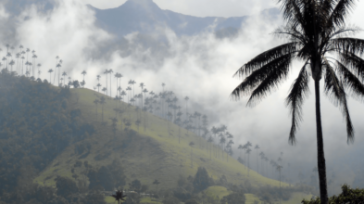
[[48, 69, 53, 84], [184, 96, 189, 121], [109, 69, 113, 96], [112, 190, 126, 204], [238, 144, 244, 160], [81, 70, 87, 82], [207, 136, 213, 160], [254, 145, 260, 173], [245, 147, 252, 176], [103, 69, 109, 95], [135, 119, 141, 132], [93, 99, 99, 119], [99, 96, 106, 123], [61, 71, 67, 86], [189, 141, 195, 167], [97, 83, 101, 92], [231, 1, 364, 202]]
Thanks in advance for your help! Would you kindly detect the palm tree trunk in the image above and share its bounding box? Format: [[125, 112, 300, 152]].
[[314, 79, 328, 204]]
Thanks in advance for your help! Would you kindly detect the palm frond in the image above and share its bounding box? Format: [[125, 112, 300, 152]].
[[321, 0, 336, 18], [278, 0, 304, 24], [339, 80, 355, 143], [322, 27, 359, 53], [327, 0, 356, 28], [232, 53, 293, 99], [234, 43, 298, 78], [275, 26, 306, 44], [339, 52, 364, 82], [246, 54, 293, 106], [324, 61, 342, 105], [336, 61, 364, 99], [329, 38, 364, 55], [286, 63, 310, 145], [324, 62, 354, 142]]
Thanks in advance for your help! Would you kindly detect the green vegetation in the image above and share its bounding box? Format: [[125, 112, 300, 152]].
[[303, 185, 364, 204], [0, 71, 311, 203], [35, 85, 286, 191]]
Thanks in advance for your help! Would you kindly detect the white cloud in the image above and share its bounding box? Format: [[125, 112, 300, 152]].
[[12, 0, 111, 81]]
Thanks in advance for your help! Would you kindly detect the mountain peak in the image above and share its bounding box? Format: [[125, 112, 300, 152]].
[[123, 0, 159, 9]]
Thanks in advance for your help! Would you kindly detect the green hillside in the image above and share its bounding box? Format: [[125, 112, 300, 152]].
[[35, 87, 285, 190], [0, 72, 309, 203]]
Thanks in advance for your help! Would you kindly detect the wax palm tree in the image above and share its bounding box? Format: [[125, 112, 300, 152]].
[[189, 141, 195, 167], [276, 164, 283, 204], [219, 136, 226, 159], [21, 55, 24, 75], [255, 145, 260, 173], [207, 136, 213, 160], [103, 69, 109, 95], [97, 83, 101, 92], [62, 71, 67, 86], [100, 96, 106, 123], [32, 53, 37, 77], [37, 63, 41, 79], [81, 70, 87, 82], [93, 99, 99, 119], [48, 69, 53, 84], [102, 87, 108, 96], [184, 96, 189, 121], [112, 190, 126, 204], [9, 60, 14, 73], [231, 1, 364, 202], [55, 62, 61, 85], [238, 144, 245, 165], [109, 69, 113, 96]]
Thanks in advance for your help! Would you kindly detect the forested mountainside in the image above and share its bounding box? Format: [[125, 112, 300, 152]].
[[0, 70, 311, 204]]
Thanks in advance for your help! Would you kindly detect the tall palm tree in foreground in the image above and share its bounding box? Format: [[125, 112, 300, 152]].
[[232, 1, 364, 203]]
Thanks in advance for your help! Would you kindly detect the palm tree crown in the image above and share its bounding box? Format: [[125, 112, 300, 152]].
[[232, 1, 364, 203]]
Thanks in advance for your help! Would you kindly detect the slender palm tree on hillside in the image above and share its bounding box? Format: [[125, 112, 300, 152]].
[[48, 69, 53, 84], [62, 71, 67, 86], [109, 69, 113, 96], [189, 141, 195, 167], [238, 144, 244, 160], [207, 136, 214, 160], [93, 99, 99, 119], [102, 87, 108, 96], [231, 1, 364, 203], [97, 83, 101, 92], [32, 53, 37, 77], [100, 96, 106, 123], [255, 145, 260, 173], [103, 69, 109, 95], [81, 70, 87, 82], [9, 60, 14, 73], [184, 96, 189, 121], [246, 148, 252, 177], [37, 63, 41, 79]]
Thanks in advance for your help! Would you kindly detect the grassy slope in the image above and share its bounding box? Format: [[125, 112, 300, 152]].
[[34, 88, 309, 202]]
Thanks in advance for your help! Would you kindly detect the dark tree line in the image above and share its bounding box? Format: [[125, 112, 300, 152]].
[[0, 70, 95, 203]]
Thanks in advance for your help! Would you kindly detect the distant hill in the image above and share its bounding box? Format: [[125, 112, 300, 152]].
[[91, 0, 248, 37], [91, 0, 280, 37]]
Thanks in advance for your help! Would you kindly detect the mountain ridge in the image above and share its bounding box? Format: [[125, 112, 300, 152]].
[[90, 0, 279, 37]]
